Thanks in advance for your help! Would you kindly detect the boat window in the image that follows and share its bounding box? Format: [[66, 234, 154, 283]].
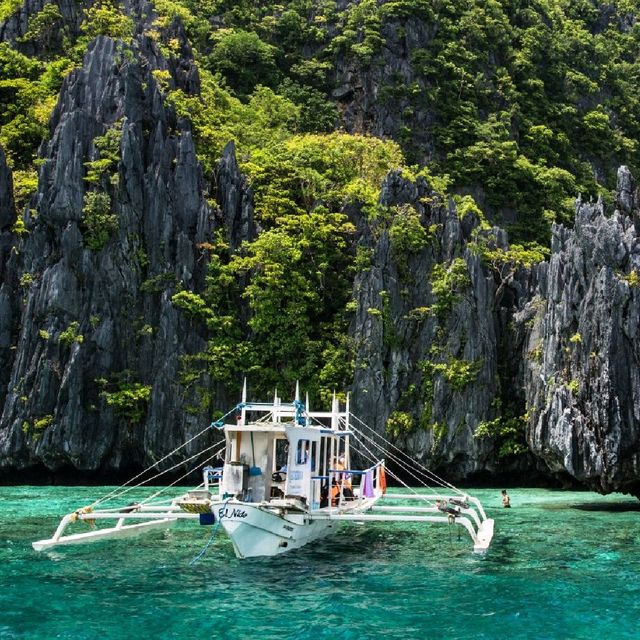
[[275, 438, 288, 471], [310, 441, 317, 472], [296, 439, 310, 465], [319, 437, 326, 476]]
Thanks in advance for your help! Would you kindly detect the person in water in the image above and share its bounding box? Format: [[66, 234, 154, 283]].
[[502, 489, 511, 508]]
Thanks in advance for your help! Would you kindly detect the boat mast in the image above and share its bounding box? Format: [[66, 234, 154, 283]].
[[241, 378, 247, 426]]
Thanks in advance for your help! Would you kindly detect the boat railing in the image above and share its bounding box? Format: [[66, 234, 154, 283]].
[[202, 465, 224, 493], [325, 459, 385, 511]]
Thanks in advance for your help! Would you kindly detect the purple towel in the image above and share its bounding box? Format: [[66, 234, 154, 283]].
[[362, 470, 374, 498]]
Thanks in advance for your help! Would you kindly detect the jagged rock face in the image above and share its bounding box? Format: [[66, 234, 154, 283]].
[[333, 19, 437, 164], [0, 147, 17, 414], [0, 0, 85, 55], [523, 168, 640, 497], [0, 26, 254, 476], [0, 5, 638, 496], [349, 171, 518, 480], [215, 141, 257, 251], [0, 146, 14, 231]]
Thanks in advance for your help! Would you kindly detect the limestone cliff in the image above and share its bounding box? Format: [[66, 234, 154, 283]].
[[1, 1, 639, 497], [0, 11, 255, 477], [523, 168, 640, 496]]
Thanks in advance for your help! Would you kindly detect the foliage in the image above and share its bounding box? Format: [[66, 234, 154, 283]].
[[474, 415, 528, 458], [278, 79, 337, 133], [386, 411, 414, 438], [78, 0, 134, 44], [245, 132, 404, 224], [430, 258, 470, 317], [84, 120, 122, 185], [101, 380, 152, 424], [389, 204, 429, 256], [11, 216, 28, 235], [81, 191, 117, 251], [224, 209, 356, 393], [2, 0, 640, 426], [0, 33, 72, 170], [422, 358, 482, 392], [566, 379, 580, 394], [19, 272, 34, 288], [171, 290, 213, 319], [470, 235, 549, 301], [19, 4, 65, 52], [208, 29, 278, 96], [59, 322, 83, 347], [11, 168, 38, 213], [452, 194, 488, 226], [0, 0, 21, 22], [33, 414, 54, 431], [165, 74, 300, 174]]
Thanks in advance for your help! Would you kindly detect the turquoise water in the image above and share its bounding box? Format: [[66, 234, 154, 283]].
[[1, 486, 639, 640]]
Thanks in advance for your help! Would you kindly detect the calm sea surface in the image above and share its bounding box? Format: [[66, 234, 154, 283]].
[[1, 486, 639, 639]]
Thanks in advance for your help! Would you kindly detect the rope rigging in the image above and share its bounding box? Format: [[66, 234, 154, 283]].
[[138, 442, 227, 506], [189, 498, 230, 565], [349, 428, 440, 506], [349, 412, 466, 497], [88, 432, 227, 509]]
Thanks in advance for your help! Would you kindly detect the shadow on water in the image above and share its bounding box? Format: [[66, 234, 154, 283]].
[[571, 501, 640, 512]]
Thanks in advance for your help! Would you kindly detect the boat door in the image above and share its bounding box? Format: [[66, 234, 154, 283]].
[[284, 426, 320, 503]]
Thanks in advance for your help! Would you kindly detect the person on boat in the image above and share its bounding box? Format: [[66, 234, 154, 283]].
[[502, 489, 511, 508], [320, 481, 329, 508], [334, 455, 354, 501], [330, 479, 341, 507]]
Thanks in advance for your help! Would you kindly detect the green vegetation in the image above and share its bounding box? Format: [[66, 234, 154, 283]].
[[0, 0, 22, 21], [33, 414, 54, 431], [389, 204, 430, 256], [59, 322, 84, 347], [101, 380, 152, 424], [2, 0, 639, 426], [623, 269, 640, 287], [474, 414, 528, 458], [84, 120, 123, 185], [422, 358, 483, 392], [171, 290, 213, 320], [470, 234, 549, 301], [386, 410, 414, 438], [430, 258, 471, 317], [82, 191, 117, 251], [78, 0, 134, 45], [3, 0, 639, 245]]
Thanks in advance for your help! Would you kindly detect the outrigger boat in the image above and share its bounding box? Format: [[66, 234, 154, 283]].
[[33, 384, 494, 558]]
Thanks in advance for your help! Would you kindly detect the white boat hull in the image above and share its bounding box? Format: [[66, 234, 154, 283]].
[[211, 501, 337, 558]]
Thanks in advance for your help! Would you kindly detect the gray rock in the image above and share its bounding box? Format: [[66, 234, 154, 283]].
[[0, 146, 15, 231], [349, 172, 523, 480], [0, 17, 227, 475], [215, 141, 256, 250], [523, 168, 640, 496]]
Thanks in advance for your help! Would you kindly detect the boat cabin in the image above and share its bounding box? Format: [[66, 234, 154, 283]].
[[218, 395, 351, 510]]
